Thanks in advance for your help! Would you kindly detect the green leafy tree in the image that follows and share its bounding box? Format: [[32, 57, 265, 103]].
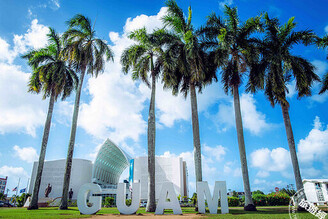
[[22, 28, 78, 210], [202, 5, 262, 211], [247, 13, 319, 193], [121, 27, 175, 212], [59, 14, 113, 210], [162, 0, 217, 188]]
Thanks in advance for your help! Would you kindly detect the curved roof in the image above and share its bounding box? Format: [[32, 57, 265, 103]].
[[92, 139, 131, 185]]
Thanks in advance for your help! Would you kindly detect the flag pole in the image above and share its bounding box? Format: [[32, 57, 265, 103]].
[[24, 178, 30, 206], [14, 177, 20, 207]]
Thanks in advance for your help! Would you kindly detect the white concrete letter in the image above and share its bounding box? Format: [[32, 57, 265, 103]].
[[77, 183, 102, 215], [197, 181, 229, 214], [155, 182, 182, 215], [117, 183, 141, 214]]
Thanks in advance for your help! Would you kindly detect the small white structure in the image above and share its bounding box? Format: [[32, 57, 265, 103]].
[[303, 179, 328, 205], [29, 159, 93, 200], [132, 156, 188, 201]]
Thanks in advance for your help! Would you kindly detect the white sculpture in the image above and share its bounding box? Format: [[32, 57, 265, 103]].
[[117, 183, 141, 214], [155, 182, 182, 215], [77, 183, 102, 215], [197, 181, 229, 214]]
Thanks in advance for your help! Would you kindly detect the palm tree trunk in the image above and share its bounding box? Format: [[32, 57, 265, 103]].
[[190, 84, 202, 183], [281, 103, 303, 191], [59, 68, 85, 210], [28, 93, 55, 210], [146, 70, 156, 212], [232, 85, 256, 211]]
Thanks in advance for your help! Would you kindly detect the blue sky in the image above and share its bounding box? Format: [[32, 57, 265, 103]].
[[0, 0, 328, 197]]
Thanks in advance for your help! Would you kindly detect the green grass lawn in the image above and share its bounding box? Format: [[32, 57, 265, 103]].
[[0, 206, 326, 218]]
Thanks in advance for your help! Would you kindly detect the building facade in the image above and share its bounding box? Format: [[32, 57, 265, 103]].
[[303, 179, 328, 204], [29, 159, 93, 200], [28, 139, 189, 204], [0, 176, 7, 194], [132, 156, 188, 201]]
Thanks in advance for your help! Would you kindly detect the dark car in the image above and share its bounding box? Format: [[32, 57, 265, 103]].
[[0, 201, 13, 207]]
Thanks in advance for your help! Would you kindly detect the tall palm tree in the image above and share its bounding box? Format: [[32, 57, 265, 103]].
[[120, 27, 175, 212], [22, 28, 77, 210], [59, 14, 113, 210], [247, 13, 319, 193], [202, 6, 263, 211], [316, 35, 328, 94], [162, 0, 217, 188]]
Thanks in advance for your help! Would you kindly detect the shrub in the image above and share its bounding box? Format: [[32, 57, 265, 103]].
[[103, 197, 115, 207], [125, 199, 131, 206], [252, 194, 267, 206], [228, 197, 239, 207], [267, 192, 290, 206]]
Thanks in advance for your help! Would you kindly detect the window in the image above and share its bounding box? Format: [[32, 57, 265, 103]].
[[315, 183, 325, 202]]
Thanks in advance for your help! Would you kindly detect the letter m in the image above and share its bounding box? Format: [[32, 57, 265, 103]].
[[197, 181, 229, 214]]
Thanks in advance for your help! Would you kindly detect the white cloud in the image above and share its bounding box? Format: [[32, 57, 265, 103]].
[[0, 165, 28, 178], [310, 60, 328, 103], [13, 19, 49, 54], [0, 19, 50, 137], [50, 0, 60, 9], [0, 63, 47, 136], [298, 116, 328, 165], [219, 0, 233, 10], [325, 25, 328, 33], [215, 93, 272, 135], [0, 38, 16, 64], [250, 147, 291, 173], [203, 144, 226, 162], [286, 80, 296, 99], [13, 145, 38, 163], [256, 170, 270, 178]]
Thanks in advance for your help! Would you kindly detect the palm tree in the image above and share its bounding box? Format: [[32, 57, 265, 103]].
[[316, 35, 328, 94], [162, 0, 217, 188], [247, 13, 319, 193], [59, 14, 113, 210], [120, 27, 175, 212], [202, 6, 263, 211], [22, 28, 77, 210]]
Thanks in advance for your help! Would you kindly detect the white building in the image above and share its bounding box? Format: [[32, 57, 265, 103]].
[[132, 156, 188, 201], [29, 159, 93, 200], [303, 179, 328, 205], [29, 139, 189, 204]]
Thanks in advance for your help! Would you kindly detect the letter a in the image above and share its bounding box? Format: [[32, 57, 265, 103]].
[[197, 181, 229, 214], [117, 183, 141, 214], [155, 182, 182, 215]]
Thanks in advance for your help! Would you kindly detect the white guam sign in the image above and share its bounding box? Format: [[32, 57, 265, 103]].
[[77, 181, 229, 215]]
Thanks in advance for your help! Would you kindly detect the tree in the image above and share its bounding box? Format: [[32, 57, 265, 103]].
[[162, 0, 217, 188], [121, 27, 174, 212], [59, 14, 113, 210], [202, 5, 262, 211], [22, 28, 77, 210], [316, 35, 328, 93], [247, 13, 319, 193]]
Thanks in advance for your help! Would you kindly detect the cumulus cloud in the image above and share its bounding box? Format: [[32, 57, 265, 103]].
[[13, 145, 38, 163], [325, 25, 328, 33], [0, 19, 49, 137], [0, 165, 28, 178], [0, 63, 47, 136], [215, 93, 272, 135], [203, 144, 226, 162], [13, 19, 49, 54], [250, 147, 291, 177], [298, 116, 328, 167]]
